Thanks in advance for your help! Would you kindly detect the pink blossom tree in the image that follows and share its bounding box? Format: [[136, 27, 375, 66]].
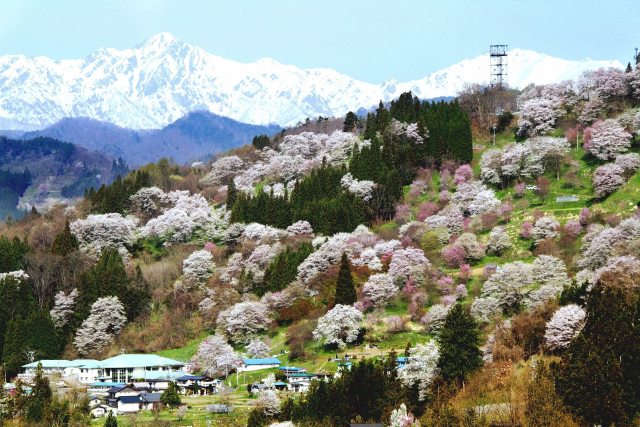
[[593, 163, 625, 198]]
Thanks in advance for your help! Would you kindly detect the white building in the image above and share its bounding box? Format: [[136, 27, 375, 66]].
[[21, 354, 185, 384], [238, 358, 281, 372]]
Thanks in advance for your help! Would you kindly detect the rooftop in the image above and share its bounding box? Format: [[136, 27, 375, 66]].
[[242, 357, 281, 366], [97, 354, 185, 369]]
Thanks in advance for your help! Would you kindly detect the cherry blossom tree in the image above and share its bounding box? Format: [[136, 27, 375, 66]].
[[454, 164, 474, 185], [441, 245, 466, 268], [388, 248, 430, 282], [586, 119, 632, 161], [544, 304, 586, 351], [578, 96, 605, 125], [452, 181, 500, 216], [421, 304, 451, 333], [389, 403, 419, 427], [192, 334, 241, 377], [593, 163, 625, 198], [531, 216, 560, 243], [256, 390, 281, 416], [399, 341, 440, 400], [70, 213, 138, 256], [183, 249, 214, 285], [50, 288, 78, 329], [139, 192, 228, 243], [286, 221, 314, 237], [453, 232, 486, 261], [313, 304, 363, 348], [614, 153, 640, 178], [517, 98, 559, 137], [200, 155, 244, 186], [129, 187, 169, 216], [578, 227, 623, 271], [245, 339, 271, 358], [217, 301, 272, 344], [341, 173, 376, 202], [362, 273, 397, 307], [352, 248, 383, 271], [74, 296, 126, 356], [471, 262, 534, 322], [486, 226, 512, 255]]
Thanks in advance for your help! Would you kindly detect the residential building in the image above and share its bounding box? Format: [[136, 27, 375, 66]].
[[238, 357, 281, 372]]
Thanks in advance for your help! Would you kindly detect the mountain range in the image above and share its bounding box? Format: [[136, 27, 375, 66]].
[[19, 111, 281, 166], [0, 33, 624, 130]]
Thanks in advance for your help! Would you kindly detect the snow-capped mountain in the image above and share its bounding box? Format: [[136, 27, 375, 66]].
[[0, 33, 623, 130]]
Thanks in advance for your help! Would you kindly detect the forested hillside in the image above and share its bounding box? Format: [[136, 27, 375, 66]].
[[1, 64, 640, 426], [0, 136, 123, 221]]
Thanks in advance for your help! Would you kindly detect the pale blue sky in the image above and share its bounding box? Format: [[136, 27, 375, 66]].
[[1, 0, 638, 82]]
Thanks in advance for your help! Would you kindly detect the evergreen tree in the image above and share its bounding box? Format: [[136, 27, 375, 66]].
[[226, 178, 238, 209], [0, 236, 28, 273], [104, 412, 118, 427], [626, 62, 633, 73], [25, 363, 52, 423], [52, 219, 79, 256], [436, 304, 483, 386], [343, 111, 359, 132], [260, 243, 313, 296], [554, 270, 640, 426], [334, 253, 356, 306], [160, 382, 182, 408], [252, 134, 271, 150]]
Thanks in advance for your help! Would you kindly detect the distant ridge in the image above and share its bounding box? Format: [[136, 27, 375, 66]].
[[20, 111, 281, 166]]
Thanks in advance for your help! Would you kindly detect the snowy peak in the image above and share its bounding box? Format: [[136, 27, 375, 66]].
[[0, 33, 624, 130]]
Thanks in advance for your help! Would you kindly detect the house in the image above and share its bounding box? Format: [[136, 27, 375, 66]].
[[90, 405, 115, 418], [238, 357, 281, 372], [287, 381, 310, 393], [175, 374, 221, 395], [117, 395, 145, 413], [140, 393, 163, 411], [88, 382, 125, 397]]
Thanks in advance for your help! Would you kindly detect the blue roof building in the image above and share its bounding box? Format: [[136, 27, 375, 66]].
[[239, 357, 281, 372]]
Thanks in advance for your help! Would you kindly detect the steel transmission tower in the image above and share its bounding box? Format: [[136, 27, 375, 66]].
[[490, 44, 508, 89]]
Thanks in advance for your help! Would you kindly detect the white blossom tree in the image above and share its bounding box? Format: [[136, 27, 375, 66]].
[[192, 334, 241, 377], [74, 296, 126, 356], [129, 187, 169, 216], [200, 155, 244, 186], [586, 119, 632, 161], [70, 213, 138, 256], [183, 249, 214, 285], [544, 304, 586, 351], [217, 301, 272, 343], [517, 98, 559, 137], [256, 390, 281, 416], [50, 288, 78, 329], [486, 226, 512, 255], [388, 248, 430, 281], [531, 216, 560, 243], [245, 339, 271, 358], [313, 304, 363, 348], [362, 273, 398, 307], [399, 341, 440, 401], [286, 221, 314, 237], [340, 173, 376, 202], [389, 403, 419, 427], [614, 153, 640, 178]]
